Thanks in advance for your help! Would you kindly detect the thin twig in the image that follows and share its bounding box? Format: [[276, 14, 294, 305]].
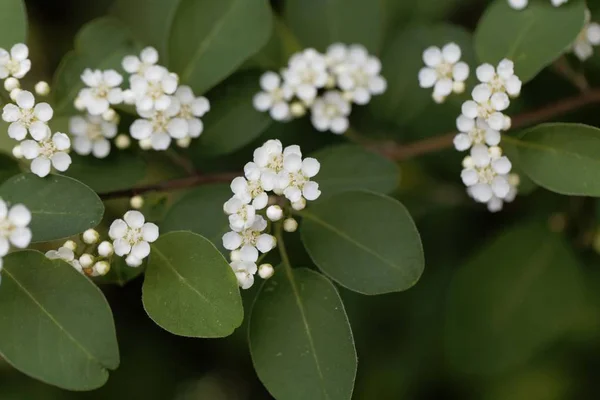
[[552, 56, 590, 93]]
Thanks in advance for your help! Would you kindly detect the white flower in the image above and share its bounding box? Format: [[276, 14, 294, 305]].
[[282, 49, 329, 104], [2, 90, 53, 141], [310, 91, 351, 134], [481, 173, 520, 212], [246, 139, 286, 190], [69, 114, 117, 158], [0, 200, 31, 261], [508, 0, 567, 9], [329, 44, 387, 105], [460, 145, 513, 203], [129, 65, 178, 112], [172, 85, 209, 139], [130, 101, 187, 151], [0, 44, 31, 79], [461, 84, 510, 131], [222, 215, 276, 254], [109, 210, 159, 267], [253, 71, 294, 121], [223, 197, 256, 232], [122, 47, 159, 76], [278, 152, 321, 203], [230, 245, 260, 289], [453, 116, 501, 151], [475, 59, 522, 97], [46, 246, 82, 273], [21, 133, 72, 177], [418, 43, 470, 103], [78, 69, 124, 115], [572, 10, 600, 61], [230, 176, 269, 209]]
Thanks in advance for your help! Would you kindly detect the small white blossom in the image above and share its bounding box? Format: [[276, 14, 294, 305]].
[[460, 145, 513, 203], [230, 245, 260, 289], [282, 49, 329, 104], [0, 200, 32, 265], [418, 43, 470, 103], [109, 210, 159, 267], [475, 59, 522, 98], [453, 116, 501, 151], [129, 65, 178, 112], [266, 205, 283, 221], [97, 241, 114, 257], [69, 114, 117, 158], [246, 139, 285, 190], [122, 47, 159, 76], [572, 10, 600, 61], [21, 133, 72, 177], [223, 197, 256, 232], [222, 215, 276, 254], [46, 246, 82, 273], [130, 101, 187, 151], [508, 0, 568, 10], [481, 173, 520, 212], [310, 90, 351, 134], [253, 71, 294, 121], [4, 77, 19, 91], [78, 69, 124, 115], [461, 84, 510, 131], [0, 44, 31, 79], [172, 85, 209, 140], [258, 263, 275, 279], [278, 152, 321, 203], [35, 81, 50, 96], [2, 90, 53, 141], [283, 217, 298, 232], [231, 176, 269, 210]]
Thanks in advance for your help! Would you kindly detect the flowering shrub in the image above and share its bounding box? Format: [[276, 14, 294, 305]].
[[2, 0, 600, 398]]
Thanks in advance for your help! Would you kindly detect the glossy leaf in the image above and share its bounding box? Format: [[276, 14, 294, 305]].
[[0, 0, 27, 49], [142, 231, 243, 337], [0, 174, 104, 242], [508, 123, 600, 196], [249, 267, 357, 400], [66, 153, 146, 193], [169, 0, 272, 94], [474, 0, 586, 82], [301, 191, 424, 295], [310, 144, 400, 196], [445, 222, 586, 375], [0, 250, 119, 390], [284, 0, 383, 53]]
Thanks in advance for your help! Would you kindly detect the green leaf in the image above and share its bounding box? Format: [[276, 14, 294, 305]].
[[66, 153, 146, 193], [0, 250, 119, 390], [52, 17, 140, 115], [284, 0, 383, 53], [310, 144, 400, 196], [474, 0, 586, 83], [0, 174, 104, 242], [142, 231, 243, 337], [189, 71, 272, 157], [0, 153, 20, 184], [507, 123, 600, 196], [161, 183, 231, 254], [249, 267, 356, 400], [370, 24, 475, 126], [445, 222, 586, 375], [0, 0, 27, 49], [168, 0, 272, 94], [300, 191, 424, 295]]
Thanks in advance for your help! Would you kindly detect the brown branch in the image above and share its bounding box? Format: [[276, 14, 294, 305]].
[[375, 88, 600, 160]]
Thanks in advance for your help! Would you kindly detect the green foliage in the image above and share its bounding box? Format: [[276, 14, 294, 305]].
[[0, 174, 104, 242], [0, 251, 119, 390], [445, 222, 586, 375], [300, 191, 424, 294], [249, 268, 356, 400], [65, 153, 146, 193], [284, 0, 383, 53], [168, 0, 273, 94], [474, 0, 586, 82], [0, 0, 27, 49], [142, 231, 243, 337], [0, 153, 20, 184]]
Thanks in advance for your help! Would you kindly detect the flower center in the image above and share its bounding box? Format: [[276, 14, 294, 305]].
[[324, 104, 340, 118], [241, 229, 259, 246], [179, 104, 193, 119], [19, 108, 36, 127], [266, 154, 283, 172], [289, 172, 307, 188], [0, 219, 15, 237], [151, 111, 170, 133], [436, 62, 453, 79], [87, 122, 104, 141], [147, 81, 164, 100], [93, 83, 110, 98], [470, 127, 486, 144], [489, 76, 505, 93], [476, 166, 496, 184], [39, 139, 57, 158], [125, 228, 142, 245]]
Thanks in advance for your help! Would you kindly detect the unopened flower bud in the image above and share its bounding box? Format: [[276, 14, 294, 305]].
[[82, 229, 99, 244], [97, 241, 114, 257], [115, 134, 131, 149], [4, 77, 19, 92], [266, 205, 283, 221], [63, 240, 77, 251], [130, 195, 144, 210], [34, 81, 50, 96], [283, 218, 298, 233], [12, 145, 22, 159], [258, 263, 274, 279], [94, 261, 110, 276], [79, 254, 94, 268]]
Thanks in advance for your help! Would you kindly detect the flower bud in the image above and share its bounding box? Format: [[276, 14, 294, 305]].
[[4, 77, 19, 92], [9, 88, 21, 101], [102, 108, 117, 122], [34, 81, 50, 96], [94, 261, 110, 276], [266, 205, 283, 221], [283, 218, 298, 233], [130, 195, 144, 210], [258, 263, 274, 279], [97, 241, 114, 257], [63, 240, 77, 251], [12, 145, 22, 159], [79, 254, 94, 268], [176, 137, 191, 148], [291, 198, 306, 211], [115, 134, 131, 149], [82, 229, 99, 244], [139, 138, 152, 150]]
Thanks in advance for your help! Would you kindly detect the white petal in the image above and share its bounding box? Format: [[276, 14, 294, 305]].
[[10, 227, 31, 248], [433, 79, 453, 97], [461, 100, 479, 119], [20, 140, 40, 159], [442, 42, 461, 64], [51, 152, 72, 172], [452, 62, 470, 82], [491, 177, 510, 198], [16, 90, 34, 109], [223, 231, 242, 250], [124, 210, 145, 229], [256, 234, 276, 253], [122, 55, 141, 73], [140, 46, 159, 64], [31, 157, 51, 177], [239, 245, 259, 262], [476, 64, 495, 83], [52, 133, 71, 151], [109, 219, 128, 239], [73, 136, 93, 155], [253, 92, 273, 111], [423, 46, 442, 67], [472, 84, 492, 103], [103, 70, 123, 87], [2, 104, 20, 122], [301, 157, 320, 177], [8, 122, 27, 140], [453, 133, 472, 151], [470, 183, 493, 203], [252, 192, 269, 210], [34, 103, 53, 122], [131, 241, 150, 259], [113, 238, 131, 256], [283, 154, 302, 172], [491, 92, 510, 111], [167, 118, 188, 139], [8, 204, 31, 227], [10, 43, 29, 61], [130, 119, 153, 140], [126, 255, 143, 267], [492, 156, 512, 174], [418, 68, 437, 88], [151, 132, 171, 150], [92, 139, 111, 159], [142, 223, 160, 242], [302, 181, 321, 201], [456, 114, 475, 133], [260, 71, 280, 91], [0, 237, 8, 256], [29, 122, 50, 141], [471, 144, 491, 167]]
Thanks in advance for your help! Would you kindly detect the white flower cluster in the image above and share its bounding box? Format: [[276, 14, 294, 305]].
[[453, 59, 522, 212], [0, 199, 32, 281], [418, 43, 470, 103], [222, 139, 321, 289], [572, 9, 600, 61], [71, 46, 210, 156], [508, 0, 568, 10], [253, 44, 386, 134], [109, 210, 159, 267], [46, 229, 114, 277]]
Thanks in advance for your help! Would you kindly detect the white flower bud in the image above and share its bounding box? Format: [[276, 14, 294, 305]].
[[230, 250, 242, 262], [283, 218, 298, 232], [79, 254, 94, 268], [139, 138, 152, 150], [176, 137, 192, 148], [12, 145, 22, 159], [462, 156, 474, 169], [102, 108, 116, 122], [9, 88, 21, 101], [82, 229, 99, 244], [452, 81, 465, 94], [130, 195, 144, 209], [489, 146, 502, 159], [266, 205, 283, 221], [258, 263, 274, 279], [97, 241, 114, 257], [4, 77, 20, 91], [291, 198, 306, 211], [115, 134, 131, 149], [74, 96, 86, 111], [34, 81, 50, 96], [290, 102, 306, 118], [63, 240, 77, 251], [94, 261, 110, 276]]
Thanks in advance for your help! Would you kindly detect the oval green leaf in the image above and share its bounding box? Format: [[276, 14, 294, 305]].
[[168, 0, 272, 94], [142, 231, 243, 337], [0, 173, 104, 242], [0, 250, 119, 390], [190, 72, 272, 157], [445, 222, 586, 375], [249, 267, 357, 400], [310, 144, 400, 196], [66, 153, 146, 193], [0, 0, 27, 49], [300, 191, 424, 295], [508, 123, 600, 196], [474, 0, 586, 83]]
